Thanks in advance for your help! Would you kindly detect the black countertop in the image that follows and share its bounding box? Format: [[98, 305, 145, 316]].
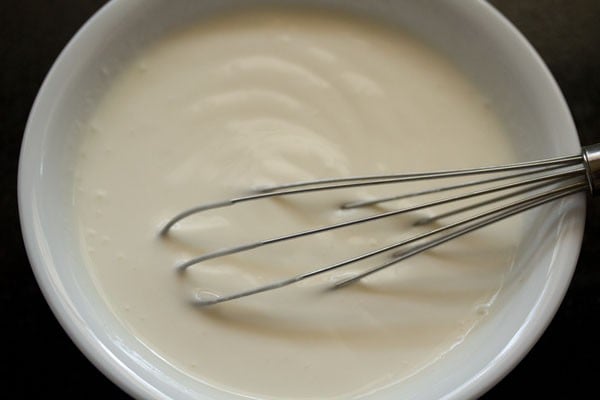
[[2, 1, 599, 398]]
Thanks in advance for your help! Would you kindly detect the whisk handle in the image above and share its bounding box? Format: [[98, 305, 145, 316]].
[[583, 143, 600, 196]]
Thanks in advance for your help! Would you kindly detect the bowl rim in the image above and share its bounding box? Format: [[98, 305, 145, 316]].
[[18, 1, 164, 399]]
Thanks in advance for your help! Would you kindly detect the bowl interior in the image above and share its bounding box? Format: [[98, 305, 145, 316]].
[[19, 1, 584, 399]]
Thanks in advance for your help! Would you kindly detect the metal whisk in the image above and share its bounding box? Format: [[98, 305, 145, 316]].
[[160, 143, 600, 306]]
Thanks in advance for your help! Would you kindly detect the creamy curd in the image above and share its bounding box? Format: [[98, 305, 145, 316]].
[[74, 9, 521, 399]]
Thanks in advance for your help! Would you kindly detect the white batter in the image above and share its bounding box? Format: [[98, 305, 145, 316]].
[[74, 9, 521, 399]]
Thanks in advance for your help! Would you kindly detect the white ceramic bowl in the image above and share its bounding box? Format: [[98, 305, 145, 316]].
[[18, 1, 585, 399]]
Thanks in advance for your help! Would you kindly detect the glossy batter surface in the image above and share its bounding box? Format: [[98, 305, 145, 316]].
[[74, 10, 520, 398]]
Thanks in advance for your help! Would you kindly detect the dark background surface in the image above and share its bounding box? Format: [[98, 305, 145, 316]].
[[2, 1, 599, 398]]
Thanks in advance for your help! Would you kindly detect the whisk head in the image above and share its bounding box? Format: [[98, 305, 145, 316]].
[[161, 144, 600, 306]]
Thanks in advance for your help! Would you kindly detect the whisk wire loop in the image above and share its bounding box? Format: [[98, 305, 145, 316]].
[[162, 144, 600, 306]]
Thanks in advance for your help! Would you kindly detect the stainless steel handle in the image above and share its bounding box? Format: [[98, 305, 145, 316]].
[[582, 143, 600, 196]]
